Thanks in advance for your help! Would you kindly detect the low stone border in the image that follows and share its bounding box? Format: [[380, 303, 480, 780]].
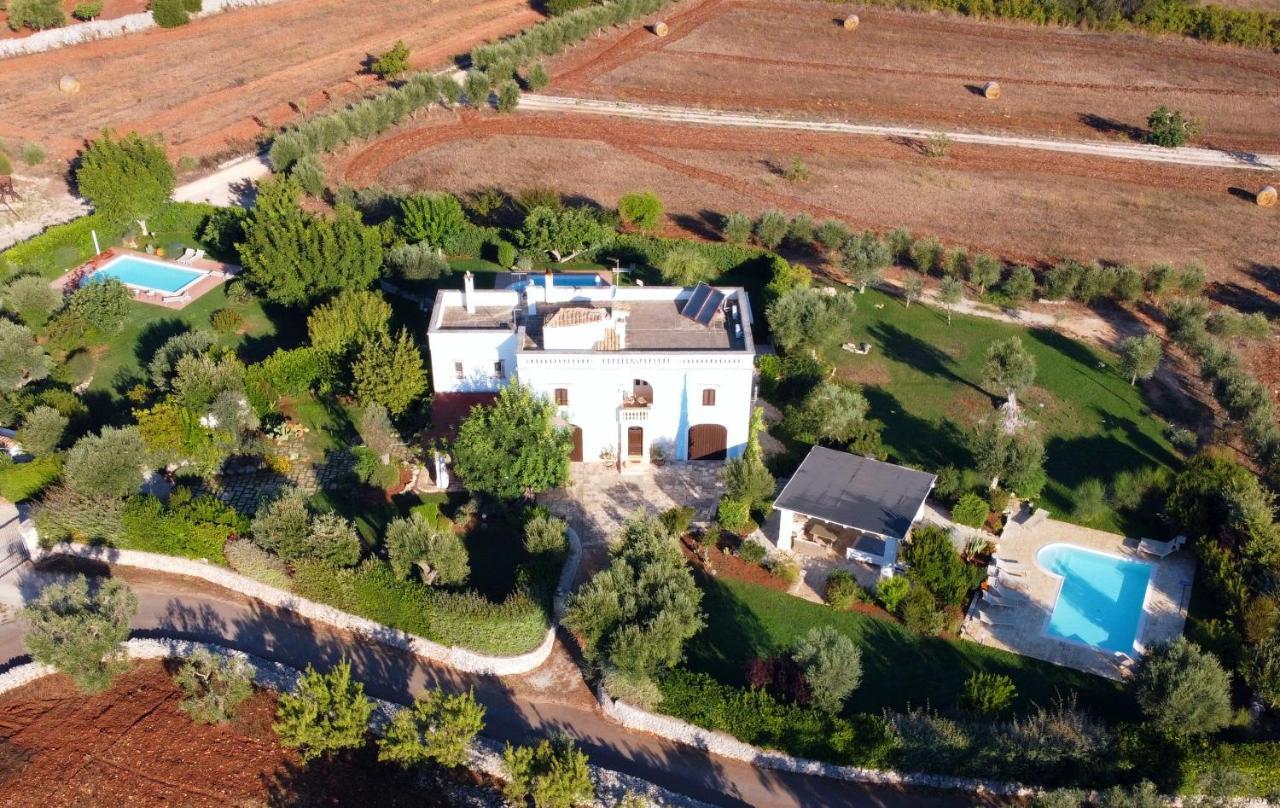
[[17, 522, 582, 678], [0, 637, 708, 808], [0, 0, 289, 60], [595, 686, 1035, 799]]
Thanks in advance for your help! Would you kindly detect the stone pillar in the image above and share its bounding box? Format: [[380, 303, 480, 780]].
[[775, 507, 796, 550]]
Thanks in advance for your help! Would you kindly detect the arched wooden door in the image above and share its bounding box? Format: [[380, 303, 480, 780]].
[[687, 423, 727, 461], [569, 425, 584, 462]]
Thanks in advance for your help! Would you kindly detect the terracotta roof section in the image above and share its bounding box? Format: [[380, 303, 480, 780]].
[[544, 307, 606, 328]]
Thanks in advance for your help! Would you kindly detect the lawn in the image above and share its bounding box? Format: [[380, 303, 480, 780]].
[[686, 575, 1134, 721], [808, 288, 1182, 534], [0, 455, 61, 502]]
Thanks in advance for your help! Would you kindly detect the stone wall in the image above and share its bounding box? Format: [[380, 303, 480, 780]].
[[18, 522, 582, 677]]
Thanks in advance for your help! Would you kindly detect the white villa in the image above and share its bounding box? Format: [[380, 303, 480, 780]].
[[427, 272, 756, 467]]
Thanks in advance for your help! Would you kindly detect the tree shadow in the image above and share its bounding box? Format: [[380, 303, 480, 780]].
[[670, 209, 723, 241], [866, 322, 991, 399], [862, 387, 970, 472], [133, 317, 191, 369], [1077, 114, 1145, 143]]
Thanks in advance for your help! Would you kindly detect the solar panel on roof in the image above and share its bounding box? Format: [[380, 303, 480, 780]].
[[695, 289, 725, 325], [681, 283, 711, 317]]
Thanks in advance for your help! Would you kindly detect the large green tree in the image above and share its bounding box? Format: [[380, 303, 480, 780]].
[[0, 317, 50, 391], [517, 205, 608, 263], [982, 337, 1037, 416], [451, 383, 572, 500], [62, 426, 147, 499], [1132, 638, 1232, 738], [351, 328, 427, 415], [766, 287, 857, 355], [786, 380, 869, 444], [399, 192, 468, 250], [306, 289, 393, 357], [791, 625, 862, 714], [968, 419, 1046, 497], [1118, 334, 1162, 386], [384, 512, 469, 584], [564, 512, 703, 680], [74, 130, 174, 225], [237, 177, 382, 306], [22, 575, 138, 692]]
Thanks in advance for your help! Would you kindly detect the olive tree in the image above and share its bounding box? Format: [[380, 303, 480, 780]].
[[16, 405, 67, 456], [1119, 334, 1162, 386], [1132, 638, 1232, 738], [657, 245, 715, 286], [766, 286, 857, 356], [63, 426, 147, 499], [982, 337, 1037, 417], [173, 648, 255, 724], [936, 276, 964, 324], [0, 317, 50, 391], [503, 736, 594, 808], [384, 512, 469, 585], [22, 575, 138, 692], [841, 231, 891, 293], [791, 625, 862, 714]]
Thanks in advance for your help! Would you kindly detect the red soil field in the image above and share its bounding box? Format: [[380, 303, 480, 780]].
[[550, 0, 1280, 153], [0, 0, 540, 160], [0, 661, 470, 807]]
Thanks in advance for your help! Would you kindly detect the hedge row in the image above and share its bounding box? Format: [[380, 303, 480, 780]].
[[290, 558, 551, 657], [268, 72, 451, 172], [1179, 741, 1280, 796], [860, 0, 1280, 49], [594, 232, 769, 276], [0, 212, 116, 281], [656, 669, 895, 767], [469, 0, 672, 74]]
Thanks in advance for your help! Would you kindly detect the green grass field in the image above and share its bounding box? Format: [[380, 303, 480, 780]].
[[811, 288, 1181, 534], [688, 575, 1133, 720]]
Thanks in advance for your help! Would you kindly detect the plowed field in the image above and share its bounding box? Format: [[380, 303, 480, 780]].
[[550, 0, 1280, 153], [0, 0, 539, 160]]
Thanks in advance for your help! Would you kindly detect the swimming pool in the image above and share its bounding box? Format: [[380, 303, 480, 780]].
[[509, 273, 606, 291], [1037, 543, 1152, 654], [91, 254, 205, 294]]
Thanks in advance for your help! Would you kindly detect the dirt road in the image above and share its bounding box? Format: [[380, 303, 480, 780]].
[[519, 94, 1280, 172]]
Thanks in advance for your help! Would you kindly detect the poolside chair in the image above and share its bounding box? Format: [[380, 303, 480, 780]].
[[1138, 535, 1186, 558], [176, 248, 196, 263], [191, 249, 205, 262], [977, 610, 1018, 628], [980, 589, 1018, 608], [988, 562, 1026, 578]]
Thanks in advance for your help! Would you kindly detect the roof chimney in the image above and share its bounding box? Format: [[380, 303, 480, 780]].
[[463, 271, 476, 314], [543, 269, 553, 304], [526, 286, 536, 317]]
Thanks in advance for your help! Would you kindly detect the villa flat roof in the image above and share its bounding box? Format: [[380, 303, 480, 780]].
[[775, 446, 936, 540]]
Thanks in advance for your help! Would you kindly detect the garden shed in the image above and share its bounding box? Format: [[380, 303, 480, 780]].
[[773, 446, 936, 567]]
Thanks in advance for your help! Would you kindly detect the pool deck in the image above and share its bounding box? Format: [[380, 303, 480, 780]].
[[51, 248, 239, 310], [961, 509, 1195, 680]]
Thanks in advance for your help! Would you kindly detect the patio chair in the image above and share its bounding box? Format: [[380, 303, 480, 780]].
[[1138, 535, 1186, 559], [176, 248, 196, 263], [191, 249, 206, 262]]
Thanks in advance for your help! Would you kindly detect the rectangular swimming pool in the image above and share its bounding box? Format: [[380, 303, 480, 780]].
[[1037, 543, 1152, 654], [91, 254, 205, 294], [509, 273, 606, 291]]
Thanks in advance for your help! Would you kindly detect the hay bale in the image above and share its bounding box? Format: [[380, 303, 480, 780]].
[[1258, 185, 1278, 207], [650, 20, 669, 37], [58, 74, 80, 95], [981, 81, 1001, 100], [842, 14, 859, 30]]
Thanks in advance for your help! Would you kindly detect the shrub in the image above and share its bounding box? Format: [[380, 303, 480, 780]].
[[305, 512, 362, 568], [63, 426, 146, 499], [658, 505, 695, 538], [17, 405, 67, 457], [736, 538, 767, 565], [875, 575, 909, 612], [225, 540, 293, 590], [502, 736, 594, 808], [765, 552, 801, 585], [1242, 634, 1280, 709], [791, 626, 861, 714], [290, 153, 326, 197], [22, 575, 137, 693], [962, 672, 1017, 715], [6, 0, 65, 30], [3, 275, 61, 327], [151, 0, 197, 27], [1072, 479, 1109, 526], [658, 244, 715, 286], [1147, 106, 1200, 147], [68, 277, 131, 334], [754, 210, 789, 249], [524, 513, 568, 557], [617, 190, 663, 232], [903, 524, 981, 608], [899, 585, 945, 635], [274, 659, 373, 761], [603, 667, 662, 710], [496, 240, 517, 268], [1133, 637, 1232, 738], [119, 494, 239, 563], [783, 157, 811, 184], [525, 62, 550, 90], [378, 688, 486, 769], [20, 142, 45, 167], [371, 40, 410, 80], [174, 648, 254, 724], [386, 241, 451, 280], [951, 493, 988, 528], [824, 569, 866, 609], [72, 0, 102, 19], [31, 483, 123, 544], [209, 307, 242, 335], [250, 488, 311, 560], [715, 497, 750, 535]]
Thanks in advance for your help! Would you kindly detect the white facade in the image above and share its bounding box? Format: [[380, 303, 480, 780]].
[[428, 275, 756, 466]]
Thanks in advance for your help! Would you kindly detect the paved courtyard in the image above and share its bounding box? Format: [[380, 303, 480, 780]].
[[540, 463, 724, 585], [962, 512, 1195, 680]]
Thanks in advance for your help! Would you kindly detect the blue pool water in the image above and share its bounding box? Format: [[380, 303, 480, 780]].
[[91, 255, 204, 294], [1037, 544, 1152, 654], [510, 273, 605, 290]]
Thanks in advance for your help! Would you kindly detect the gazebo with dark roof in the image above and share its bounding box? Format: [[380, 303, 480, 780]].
[[773, 446, 936, 567]]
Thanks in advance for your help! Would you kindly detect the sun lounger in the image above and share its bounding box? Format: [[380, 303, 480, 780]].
[[1138, 535, 1186, 558], [977, 610, 1017, 628], [988, 562, 1026, 578], [161, 293, 192, 304], [981, 590, 1018, 608], [191, 249, 205, 262], [176, 248, 196, 262]]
